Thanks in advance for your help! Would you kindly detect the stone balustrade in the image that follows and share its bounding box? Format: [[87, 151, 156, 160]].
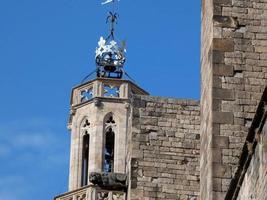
[[70, 78, 148, 106], [54, 186, 126, 200]]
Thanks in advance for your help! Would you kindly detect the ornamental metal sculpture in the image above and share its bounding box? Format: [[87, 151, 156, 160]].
[[96, 0, 126, 79]]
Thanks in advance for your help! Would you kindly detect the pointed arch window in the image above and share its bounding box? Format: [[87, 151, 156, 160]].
[[104, 114, 116, 173], [81, 119, 90, 186]]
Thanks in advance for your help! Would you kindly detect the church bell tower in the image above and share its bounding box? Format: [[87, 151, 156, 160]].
[[54, 1, 148, 200]]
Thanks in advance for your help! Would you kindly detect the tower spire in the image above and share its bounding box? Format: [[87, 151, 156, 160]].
[[95, 0, 126, 79]]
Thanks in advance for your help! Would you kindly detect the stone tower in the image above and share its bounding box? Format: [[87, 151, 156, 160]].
[[54, 0, 267, 199], [54, 78, 201, 200], [200, 0, 267, 199], [54, 1, 201, 199], [63, 76, 147, 199], [54, 1, 148, 199]]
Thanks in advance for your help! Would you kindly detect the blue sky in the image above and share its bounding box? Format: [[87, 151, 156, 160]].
[[0, 0, 200, 199]]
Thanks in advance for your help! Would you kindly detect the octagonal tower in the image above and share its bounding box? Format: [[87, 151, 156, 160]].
[[54, 1, 149, 199]]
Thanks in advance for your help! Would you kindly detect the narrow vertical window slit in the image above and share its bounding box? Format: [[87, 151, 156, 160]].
[[104, 127, 115, 173], [81, 133, 90, 186]]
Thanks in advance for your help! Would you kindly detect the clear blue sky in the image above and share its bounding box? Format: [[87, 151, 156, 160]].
[[0, 1, 200, 199]]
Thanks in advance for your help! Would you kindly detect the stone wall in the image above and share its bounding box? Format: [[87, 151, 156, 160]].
[[200, 0, 267, 199], [130, 95, 200, 200], [237, 126, 267, 200], [224, 88, 267, 199]]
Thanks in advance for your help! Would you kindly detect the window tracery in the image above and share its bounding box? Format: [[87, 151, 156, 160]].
[[104, 85, 119, 98], [81, 88, 93, 103], [97, 191, 109, 200], [81, 119, 91, 135], [80, 118, 91, 186], [103, 113, 116, 173]]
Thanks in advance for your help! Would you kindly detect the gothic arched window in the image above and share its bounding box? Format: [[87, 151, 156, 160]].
[[103, 114, 116, 173], [81, 118, 90, 186]]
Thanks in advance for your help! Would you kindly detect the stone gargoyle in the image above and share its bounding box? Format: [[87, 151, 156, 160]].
[[89, 172, 127, 189]]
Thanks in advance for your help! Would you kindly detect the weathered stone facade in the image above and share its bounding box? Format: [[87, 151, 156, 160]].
[[200, 0, 267, 199], [55, 82, 201, 200], [130, 96, 200, 200], [236, 129, 267, 200], [54, 0, 267, 200], [237, 131, 267, 200], [224, 88, 267, 200], [67, 78, 148, 191]]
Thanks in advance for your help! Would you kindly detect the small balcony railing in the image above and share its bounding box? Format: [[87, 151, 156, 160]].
[[71, 78, 148, 106], [54, 185, 126, 200]]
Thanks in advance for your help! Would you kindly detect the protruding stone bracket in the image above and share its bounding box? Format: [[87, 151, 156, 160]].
[[94, 98, 102, 108], [89, 172, 127, 190], [213, 15, 238, 29], [68, 108, 77, 130], [124, 102, 130, 110]]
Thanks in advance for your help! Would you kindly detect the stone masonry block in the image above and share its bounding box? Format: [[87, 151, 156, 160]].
[[213, 76, 222, 89], [213, 50, 225, 64], [213, 178, 222, 191], [213, 0, 232, 6], [213, 191, 225, 200], [212, 163, 231, 178], [212, 148, 222, 162], [213, 39, 234, 52], [255, 46, 267, 53], [213, 64, 234, 76], [212, 136, 229, 148], [213, 99, 221, 111], [213, 88, 235, 100], [214, 5, 222, 15], [213, 112, 234, 124]]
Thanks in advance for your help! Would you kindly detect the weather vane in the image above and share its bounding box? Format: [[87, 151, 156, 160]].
[[101, 0, 119, 5], [95, 0, 126, 79]]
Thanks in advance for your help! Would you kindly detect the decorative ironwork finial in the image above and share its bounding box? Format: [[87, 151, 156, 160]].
[[95, 0, 126, 79], [106, 11, 118, 40]]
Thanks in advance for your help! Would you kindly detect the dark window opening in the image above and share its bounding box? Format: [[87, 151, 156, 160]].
[[83, 119, 90, 128], [106, 116, 115, 124], [104, 128, 115, 173], [81, 133, 90, 186]]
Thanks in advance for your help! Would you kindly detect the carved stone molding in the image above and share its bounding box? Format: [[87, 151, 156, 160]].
[[54, 186, 126, 200]]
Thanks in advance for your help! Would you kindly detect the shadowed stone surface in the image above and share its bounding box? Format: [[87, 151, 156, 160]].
[[89, 172, 127, 189]]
